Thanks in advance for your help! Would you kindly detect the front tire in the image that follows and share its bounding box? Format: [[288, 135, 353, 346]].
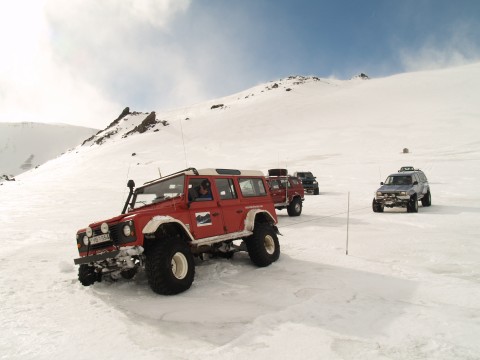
[[78, 264, 100, 286], [246, 224, 280, 267], [145, 237, 195, 295], [372, 199, 384, 213], [407, 195, 418, 213], [287, 197, 302, 216]]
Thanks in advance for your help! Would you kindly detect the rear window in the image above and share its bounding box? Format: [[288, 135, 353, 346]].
[[238, 178, 267, 197]]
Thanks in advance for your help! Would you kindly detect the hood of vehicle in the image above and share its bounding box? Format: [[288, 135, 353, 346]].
[[87, 213, 136, 229], [377, 184, 412, 192]]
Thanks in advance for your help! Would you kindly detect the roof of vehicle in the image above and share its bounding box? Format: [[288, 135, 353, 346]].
[[388, 170, 425, 177], [143, 167, 265, 185], [194, 168, 264, 176]]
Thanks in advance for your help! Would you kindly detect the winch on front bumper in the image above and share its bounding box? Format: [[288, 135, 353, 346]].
[[74, 246, 144, 274]]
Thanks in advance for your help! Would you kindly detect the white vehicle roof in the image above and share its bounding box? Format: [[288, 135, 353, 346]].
[[193, 168, 265, 176]]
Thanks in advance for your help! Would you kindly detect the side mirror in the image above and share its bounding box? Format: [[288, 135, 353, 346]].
[[127, 179, 135, 189], [380, 182, 384, 185]]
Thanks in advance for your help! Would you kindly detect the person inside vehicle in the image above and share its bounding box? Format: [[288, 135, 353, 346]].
[[198, 180, 212, 199]]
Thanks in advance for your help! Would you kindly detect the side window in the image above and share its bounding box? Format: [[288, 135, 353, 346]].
[[418, 172, 427, 182], [269, 180, 280, 190], [280, 178, 291, 188], [188, 178, 213, 201], [238, 178, 267, 197], [215, 178, 238, 200], [290, 178, 299, 186]]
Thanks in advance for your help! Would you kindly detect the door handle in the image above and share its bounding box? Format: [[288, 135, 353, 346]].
[[212, 212, 220, 216], [236, 209, 243, 214]]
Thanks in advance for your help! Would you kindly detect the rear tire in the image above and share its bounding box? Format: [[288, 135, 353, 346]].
[[287, 197, 302, 216], [145, 237, 195, 295], [246, 224, 280, 267], [421, 190, 432, 207]]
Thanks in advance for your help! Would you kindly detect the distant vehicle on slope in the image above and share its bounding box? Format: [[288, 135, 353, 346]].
[[293, 171, 319, 195], [372, 167, 431, 213], [266, 169, 305, 216], [74, 168, 280, 295]]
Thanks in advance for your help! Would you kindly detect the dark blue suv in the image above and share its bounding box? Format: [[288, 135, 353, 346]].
[[293, 171, 319, 195]]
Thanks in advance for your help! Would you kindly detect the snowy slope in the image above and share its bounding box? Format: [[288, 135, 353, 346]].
[[1, 63, 479, 359], [0, 122, 98, 177]]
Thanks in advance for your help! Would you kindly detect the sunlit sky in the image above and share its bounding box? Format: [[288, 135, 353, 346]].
[[1, 0, 479, 129]]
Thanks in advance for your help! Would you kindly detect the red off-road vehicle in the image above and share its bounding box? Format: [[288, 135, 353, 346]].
[[74, 168, 280, 295], [266, 169, 305, 216]]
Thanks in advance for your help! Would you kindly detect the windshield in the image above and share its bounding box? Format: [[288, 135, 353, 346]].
[[384, 175, 412, 185], [133, 175, 185, 208]]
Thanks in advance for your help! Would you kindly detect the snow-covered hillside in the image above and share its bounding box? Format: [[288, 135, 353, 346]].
[[0, 122, 98, 178], [1, 63, 479, 359]]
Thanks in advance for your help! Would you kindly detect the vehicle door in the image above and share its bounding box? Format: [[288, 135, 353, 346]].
[[412, 174, 423, 197], [418, 172, 429, 194], [268, 179, 284, 204], [214, 178, 245, 233], [187, 177, 225, 239]]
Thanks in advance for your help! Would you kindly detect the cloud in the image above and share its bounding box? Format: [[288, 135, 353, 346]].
[[398, 22, 480, 72], [0, 0, 196, 128]]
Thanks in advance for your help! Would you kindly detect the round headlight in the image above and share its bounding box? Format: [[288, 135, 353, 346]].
[[123, 224, 132, 237], [83, 235, 89, 246], [376, 191, 383, 196], [86, 227, 93, 237], [101, 222, 109, 234]]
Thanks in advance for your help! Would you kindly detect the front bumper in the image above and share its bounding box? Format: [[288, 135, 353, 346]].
[[375, 193, 410, 207], [74, 250, 120, 265], [74, 246, 144, 267]]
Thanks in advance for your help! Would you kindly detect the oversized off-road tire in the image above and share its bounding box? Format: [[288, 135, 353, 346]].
[[287, 197, 302, 216], [246, 224, 280, 267], [313, 188, 320, 195], [78, 264, 100, 286], [372, 199, 384, 213], [421, 190, 432, 207], [407, 195, 418, 213], [145, 237, 195, 295]]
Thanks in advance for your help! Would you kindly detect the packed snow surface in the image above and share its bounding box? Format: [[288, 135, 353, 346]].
[[1, 63, 480, 359]]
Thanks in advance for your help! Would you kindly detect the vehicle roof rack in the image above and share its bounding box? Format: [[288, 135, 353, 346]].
[[143, 167, 198, 185], [398, 166, 423, 173]]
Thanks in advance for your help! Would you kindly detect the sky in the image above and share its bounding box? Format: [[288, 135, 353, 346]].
[[0, 0, 479, 129]]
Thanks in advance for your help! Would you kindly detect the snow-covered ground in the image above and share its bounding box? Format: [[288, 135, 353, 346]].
[[1, 63, 479, 359]]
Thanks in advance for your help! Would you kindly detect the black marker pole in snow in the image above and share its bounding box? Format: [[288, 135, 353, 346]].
[[346, 192, 350, 255]]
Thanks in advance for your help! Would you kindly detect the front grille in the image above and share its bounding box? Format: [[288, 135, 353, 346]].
[[82, 223, 121, 251]]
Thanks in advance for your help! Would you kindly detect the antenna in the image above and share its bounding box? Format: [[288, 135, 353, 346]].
[[179, 117, 188, 167]]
